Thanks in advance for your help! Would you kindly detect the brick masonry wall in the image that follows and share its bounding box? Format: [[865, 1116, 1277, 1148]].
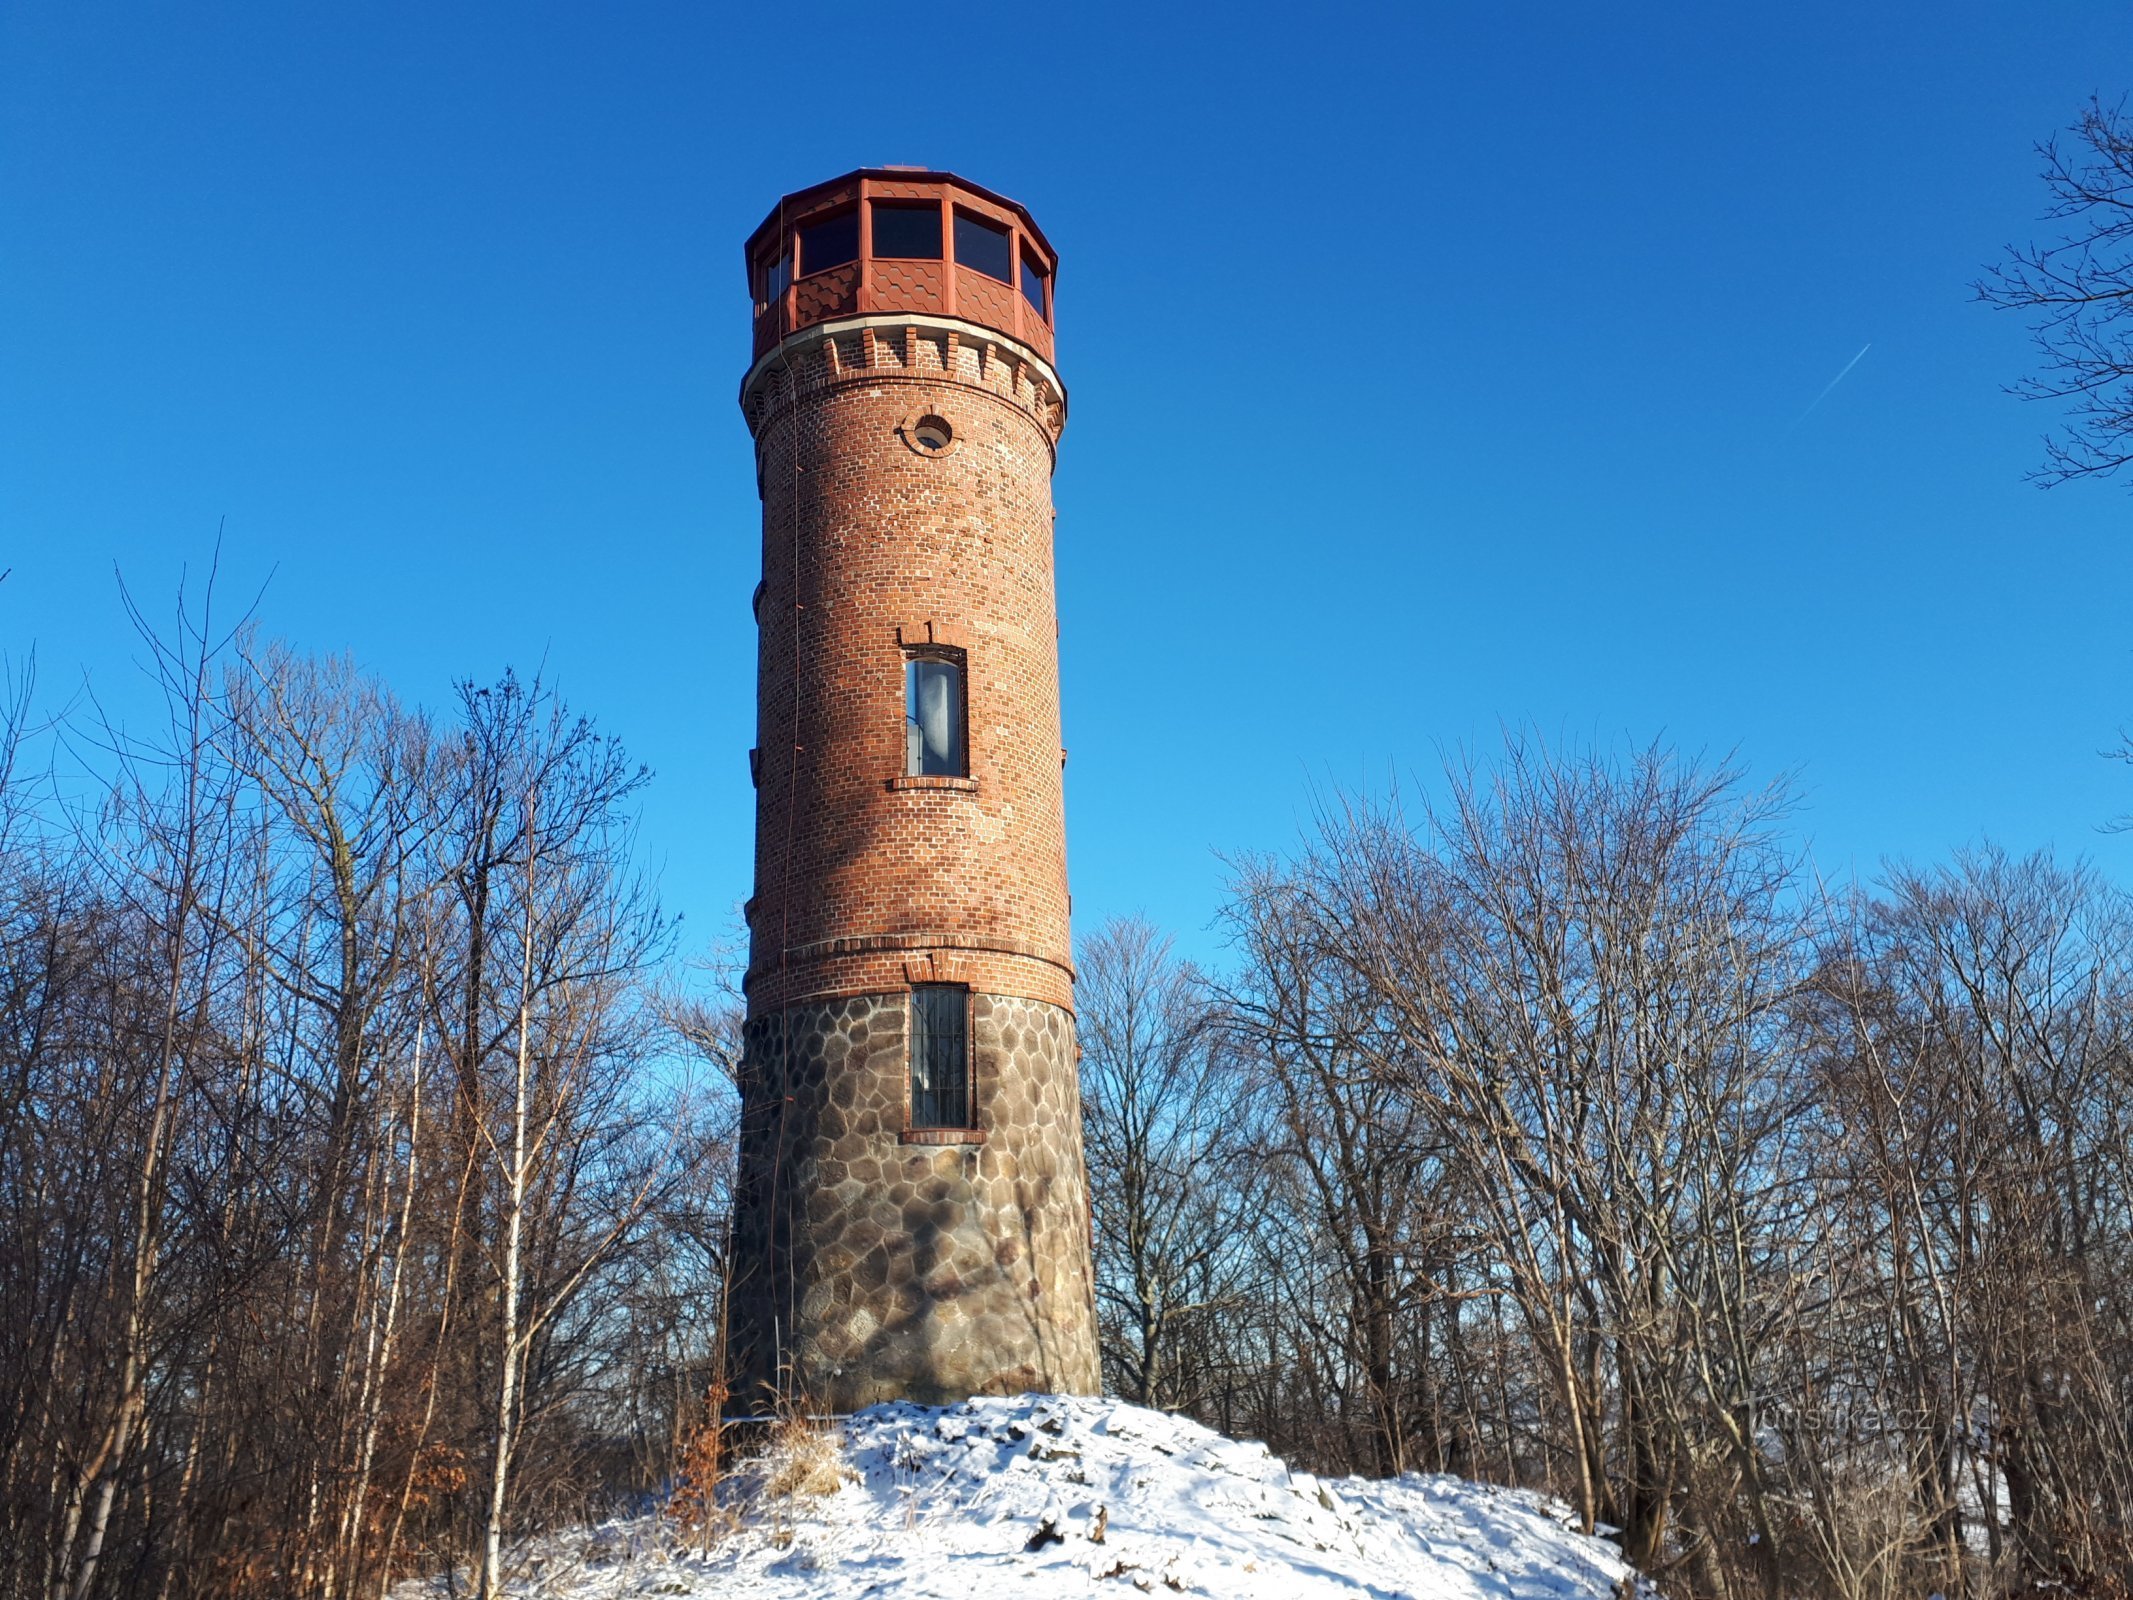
[[742, 320, 1070, 1016], [729, 308, 1097, 1407]]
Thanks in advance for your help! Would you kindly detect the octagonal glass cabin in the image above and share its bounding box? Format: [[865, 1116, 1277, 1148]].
[[744, 168, 1058, 365]]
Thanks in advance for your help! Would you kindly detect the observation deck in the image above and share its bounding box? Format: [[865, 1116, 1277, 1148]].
[[743, 168, 1058, 367]]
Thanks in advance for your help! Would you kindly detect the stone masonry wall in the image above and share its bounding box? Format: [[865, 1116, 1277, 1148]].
[[726, 991, 1101, 1412]]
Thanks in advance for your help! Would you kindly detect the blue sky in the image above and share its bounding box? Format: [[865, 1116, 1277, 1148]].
[[5, 2, 2130, 968]]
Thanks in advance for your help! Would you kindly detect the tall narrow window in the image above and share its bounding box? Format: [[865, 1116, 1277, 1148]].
[[758, 252, 790, 305], [905, 655, 966, 777], [1020, 251, 1049, 319], [910, 985, 972, 1128]]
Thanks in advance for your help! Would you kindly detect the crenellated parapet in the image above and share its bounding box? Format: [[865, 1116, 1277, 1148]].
[[741, 314, 1066, 455]]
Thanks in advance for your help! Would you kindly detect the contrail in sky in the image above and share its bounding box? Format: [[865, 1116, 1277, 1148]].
[[1788, 343, 1872, 432]]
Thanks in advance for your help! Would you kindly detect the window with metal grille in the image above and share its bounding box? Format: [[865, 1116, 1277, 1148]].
[[905, 655, 966, 777], [909, 985, 971, 1128]]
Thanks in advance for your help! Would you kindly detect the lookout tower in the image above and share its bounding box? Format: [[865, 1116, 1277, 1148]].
[[727, 170, 1101, 1410]]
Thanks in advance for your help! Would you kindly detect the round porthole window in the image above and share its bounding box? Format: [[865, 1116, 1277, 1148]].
[[911, 414, 954, 454]]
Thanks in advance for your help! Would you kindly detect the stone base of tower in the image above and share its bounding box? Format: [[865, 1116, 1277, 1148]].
[[726, 992, 1101, 1414]]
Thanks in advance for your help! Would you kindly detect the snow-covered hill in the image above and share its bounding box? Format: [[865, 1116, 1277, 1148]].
[[463, 1395, 1644, 1598]]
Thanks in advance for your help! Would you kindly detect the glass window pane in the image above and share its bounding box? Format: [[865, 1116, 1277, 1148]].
[[872, 202, 941, 260], [910, 986, 970, 1127], [760, 254, 790, 303], [905, 657, 966, 777], [1019, 253, 1048, 318], [799, 212, 858, 275], [953, 212, 1012, 283]]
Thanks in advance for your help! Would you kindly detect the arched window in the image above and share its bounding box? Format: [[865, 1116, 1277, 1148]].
[[905, 655, 966, 777]]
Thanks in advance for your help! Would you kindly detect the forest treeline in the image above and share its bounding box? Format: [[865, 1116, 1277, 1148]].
[[1082, 742, 2133, 1600], [0, 609, 733, 1600], [4, 607, 2130, 1599]]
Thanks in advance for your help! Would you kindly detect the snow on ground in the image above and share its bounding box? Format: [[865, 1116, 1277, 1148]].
[[439, 1394, 1644, 1598]]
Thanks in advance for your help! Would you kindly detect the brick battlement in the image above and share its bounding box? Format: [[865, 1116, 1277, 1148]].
[[741, 314, 1065, 454]]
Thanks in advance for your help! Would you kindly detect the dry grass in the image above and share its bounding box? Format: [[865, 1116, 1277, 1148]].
[[666, 1378, 738, 1551], [665, 1376, 852, 1557], [758, 1408, 851, 1502]]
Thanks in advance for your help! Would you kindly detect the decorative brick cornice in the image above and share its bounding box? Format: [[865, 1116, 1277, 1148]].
[[752, 928, 1073, 976], [742, 933, 1078, 1016], [768, 972, 1072, 1014], [740, 313, 1066, 455]]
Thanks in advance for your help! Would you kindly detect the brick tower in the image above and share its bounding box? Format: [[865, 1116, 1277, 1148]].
[[727, 170, 1101, 1411]]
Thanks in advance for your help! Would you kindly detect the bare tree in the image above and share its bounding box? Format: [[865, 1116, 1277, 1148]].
[[0, 604, 709, 1600], [1804, 848, 2133, 1596], [1222, 862, 1469, 1480], [48, 574, 258, 1600], [1078, 916, 1257, 1412], [1215, 739, 1823, 1595], [411, 674, 672, 1596], [1979, 96, 2133, 486]]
